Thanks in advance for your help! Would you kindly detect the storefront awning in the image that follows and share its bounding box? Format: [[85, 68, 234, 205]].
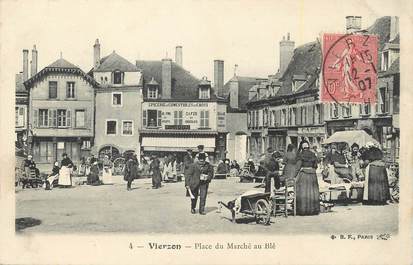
[[142, 137, 215, 152]]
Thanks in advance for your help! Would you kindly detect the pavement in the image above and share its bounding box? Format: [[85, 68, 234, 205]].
[[15, 176, 398, 234]]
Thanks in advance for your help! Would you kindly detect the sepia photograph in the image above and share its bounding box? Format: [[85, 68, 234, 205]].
[[1, 0, 412, 264]]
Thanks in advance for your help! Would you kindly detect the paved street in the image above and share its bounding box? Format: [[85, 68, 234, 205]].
[[15, 176, 398, 234]]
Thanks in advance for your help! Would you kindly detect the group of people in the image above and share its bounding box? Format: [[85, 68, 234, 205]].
[[44, 153, 75, 189], [259, 139, 391, 216], [216, 159, 240, 176]]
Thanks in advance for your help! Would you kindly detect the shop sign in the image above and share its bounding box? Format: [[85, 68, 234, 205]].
[[165, 125, 190, 130], [297, 127, 325, 135]]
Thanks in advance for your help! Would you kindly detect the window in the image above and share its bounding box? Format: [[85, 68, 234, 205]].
[[39, 141, 54, 163], [174, 111, 183, 125], [199, 87, 210, 99], [57, 109, 71, 127], [360, 103, 371, 116], [112, 92, 122, 106], [81, 140, 91, 150], [113, 71, 123, 85], [75, 110, 85, 128], [49, 81, 57, 99], [315, 104, 321, 124], [343, 103, 352, 118], [39, 109, 49, 127], [148, 87, 158, 99], [144, 110, 162, 128], [281, 109, 287, 126], [122, 120, 133, 135], [15, 107, 25, 127], [106, 120, 117, 135], [200, 110, 209, 128], [378, 87, 389, 114], [66, 82, 75, 98], [330, 103, 338, 118], [382, 51, 389, 71]]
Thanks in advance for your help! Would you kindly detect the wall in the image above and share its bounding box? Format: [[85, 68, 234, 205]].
[[30, 73, 94, 137], [142, 101, 220, 130], [94, 88, 141, 153], [94, 71, 141, 86]]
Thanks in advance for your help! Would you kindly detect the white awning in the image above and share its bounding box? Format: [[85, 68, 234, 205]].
[[142, 137, 215, 152]]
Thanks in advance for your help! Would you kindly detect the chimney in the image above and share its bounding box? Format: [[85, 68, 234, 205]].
[[93, 39, 101, 68], [346, 16, 362, 33], [175, 46, 183, 67], [229, 78, 239, 109], [390, 16, 399, 41], [22, 49, 29, 81], [30, 45, 38, 77], [279, 32, 295, 75], [162, 58, 172, 99], [214, 60, 224, 96]]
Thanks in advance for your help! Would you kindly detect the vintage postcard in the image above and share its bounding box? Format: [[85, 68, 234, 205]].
[[0, 0, 412, 264]]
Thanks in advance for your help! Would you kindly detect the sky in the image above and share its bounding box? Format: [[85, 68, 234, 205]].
[[1, 0, 404, 85]]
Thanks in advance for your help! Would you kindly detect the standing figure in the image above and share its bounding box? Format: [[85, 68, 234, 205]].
[[46, 161, 60, 190], [59, 153, 73, 188], [194, 145, 210, 163], [150, 154, 162, 189], [88, 160, 101, 185], [163, 155, 174, 181], [282, 144, 298, 182], [183, 149, 194, 176], [295, 141, 320, 216], [262, 148, 280, 192], [361, 143, 390, 205], [124, 154, 140, 191], [349, 143, 362, 181], [140, 157, 150, 178], [185, 153, 214, 215], [102, 155, 113, 184], [21, 154, 38, 189]]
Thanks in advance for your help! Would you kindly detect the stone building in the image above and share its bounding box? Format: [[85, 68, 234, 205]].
[[24, 57, 98, 171], [89, 39, 143, 159], [137, 47, 228, 163]]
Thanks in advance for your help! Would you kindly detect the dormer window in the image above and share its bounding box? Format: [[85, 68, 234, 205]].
[[147, 77, 159, 99], [273, 86, 280, 95], [198, 76, 211, 99], [113, 70, 124, 85], [292, 75, 306, 93], [381, 51, 389, 71]]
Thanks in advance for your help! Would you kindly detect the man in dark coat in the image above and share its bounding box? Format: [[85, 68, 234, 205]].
[[185, 153, 214, 215], [124, 154, 140, 191], [262, 148, 280, 192], [183, 149, 194, 174], [150, 154, 162, 189]]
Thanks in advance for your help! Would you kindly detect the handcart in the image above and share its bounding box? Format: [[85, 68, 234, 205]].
[[219, 192, 272, 225]]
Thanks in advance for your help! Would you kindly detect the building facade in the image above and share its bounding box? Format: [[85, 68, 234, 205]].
[[24, 57, 98, 171], [89, 39, 143, 159], [137, 51, 228, 163]]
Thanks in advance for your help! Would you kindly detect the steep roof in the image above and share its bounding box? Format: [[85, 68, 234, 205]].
[[46, 58, 78, 69], [136, 60, 222, 101], [366, 16, 391, 51], [223, 75, 264, 110], [278, 41, 321, 96], [24, 57, 99, 88], [94, 51, 138, 72]]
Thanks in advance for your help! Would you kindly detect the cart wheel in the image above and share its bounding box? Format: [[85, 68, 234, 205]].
[[255, 199, 271, 225]]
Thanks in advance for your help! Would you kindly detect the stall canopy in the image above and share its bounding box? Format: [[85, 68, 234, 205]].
[[142, 137, 215, 152], [323, 130, 379, 147]]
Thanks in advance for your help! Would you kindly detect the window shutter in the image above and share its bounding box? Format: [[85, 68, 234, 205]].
[[67, 110, 71, 127], [52, 109, 57, 127], [48, 109, 52, 127], [85, 110, 90, 129], [308, 105, 313, 125], [33, 109, 38, 128], [157, 110, 162, 126], [296, 107, 301, 125], [143, 110, 147, 127], [205, 111, 209, 127]]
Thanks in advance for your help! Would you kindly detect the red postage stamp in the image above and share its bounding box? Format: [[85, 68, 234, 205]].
[[322, 33, 378, 103]]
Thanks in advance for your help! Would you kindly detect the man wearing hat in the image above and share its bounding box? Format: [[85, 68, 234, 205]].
[[194, 145, 209, 163], [183, 149, 194, 176], [150, 154, 162, 189], [262, 147, 280, 192], [185, 152, 214, 215]]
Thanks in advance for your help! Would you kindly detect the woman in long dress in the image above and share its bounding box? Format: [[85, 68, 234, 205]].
[[282, 144, 298, 182], [361, 144, 390, 205], [59, 153, 73, 188], [102, 155, 113, 184], [46, 161, 60, 190], [295, 141, 320, 215]]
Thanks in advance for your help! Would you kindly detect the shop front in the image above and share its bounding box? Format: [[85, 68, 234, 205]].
[[296, 126, 326, 150], [267, 129, 287, 152], [140, 130, 219, 163]]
